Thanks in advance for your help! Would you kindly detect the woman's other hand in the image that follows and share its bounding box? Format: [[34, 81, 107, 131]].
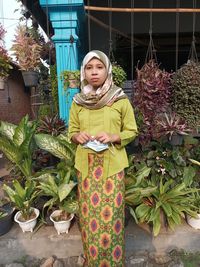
[[95, 132, 120, 144], [72, 132, 92, 145]]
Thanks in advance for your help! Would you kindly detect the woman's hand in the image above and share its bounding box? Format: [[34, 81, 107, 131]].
[[71, 132, 92, 145], [94, 132, 121, 144]]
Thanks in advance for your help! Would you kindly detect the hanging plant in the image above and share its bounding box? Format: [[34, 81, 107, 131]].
[[133, 59, 172, 142], [112, 63, 127, 87], [60, 70, 80, 90], [171, 60, 200, 128]]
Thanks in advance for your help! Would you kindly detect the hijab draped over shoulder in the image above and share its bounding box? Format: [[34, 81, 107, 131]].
[[73, 50, 127, 109]]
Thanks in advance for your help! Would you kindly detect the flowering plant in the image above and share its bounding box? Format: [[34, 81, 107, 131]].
[[0, 23, 12, 78]]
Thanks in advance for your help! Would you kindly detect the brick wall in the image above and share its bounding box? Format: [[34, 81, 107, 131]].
[[0, 68, 32, 124]]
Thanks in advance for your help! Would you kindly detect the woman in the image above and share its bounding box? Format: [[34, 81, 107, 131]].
[[68, 50, 138, 267]]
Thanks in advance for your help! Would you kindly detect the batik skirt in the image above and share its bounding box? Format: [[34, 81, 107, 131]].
[[78, 153, 125, 267]]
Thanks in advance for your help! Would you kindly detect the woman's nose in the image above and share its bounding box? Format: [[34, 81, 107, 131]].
[[91, 68, 97, 75]]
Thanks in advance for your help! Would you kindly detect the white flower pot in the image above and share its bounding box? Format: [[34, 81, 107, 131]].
[[50, 210, 74, 235], [187, 213, 200, 230], [14, 208, 40, 233]]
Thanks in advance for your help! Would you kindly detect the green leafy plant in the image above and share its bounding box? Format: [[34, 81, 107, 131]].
[[37, 166, 78, 215], [3, 180, 38, 220], [171, 60, 200, 127], [0, 23, 13, 78], [34, 133, 78, 217], [0, 115, 37, 180], [112, 63, 127, 87], [141, 141, 197, 186], [60, 70, 80, 90], [50, 64, 59, 114], [11, 24, 42, 71], [134, 178, 197, 236]]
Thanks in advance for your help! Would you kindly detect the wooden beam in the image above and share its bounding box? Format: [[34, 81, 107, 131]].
[[85, 6, 200, 13]]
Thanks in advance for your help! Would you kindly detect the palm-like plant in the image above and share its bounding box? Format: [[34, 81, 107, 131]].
[[3, 180, 38, 220], [135, 179, 197, 236], [37, 114, 66, 136], [0, 115, 37, 179]]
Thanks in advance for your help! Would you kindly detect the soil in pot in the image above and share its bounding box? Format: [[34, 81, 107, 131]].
[[18, 209, 37, 222], [52, 210, 71, 222]]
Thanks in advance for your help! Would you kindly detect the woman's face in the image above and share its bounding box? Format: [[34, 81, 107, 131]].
[[84, 58, 107, 89]]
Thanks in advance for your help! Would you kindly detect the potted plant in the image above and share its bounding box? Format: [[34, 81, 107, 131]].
[[133, 59, 172, 144], [11, 24, 42, 87], [153, 112, 192, 145], [171, 60, 200, 128], [112, 63, 127, 87], [133, 178, 197, 236], [3, 180, 39, 233], [0, 197, 15, 236], [0, 115, 37, 180], [60, 70, 80, 90], [37, 172, 77, 234], [34, 133, 78, 234], [0, 23, 13, 89]]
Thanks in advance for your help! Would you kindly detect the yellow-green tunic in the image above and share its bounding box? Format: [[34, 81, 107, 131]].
[[68, 98, 138, 179], [68, 98, 138, 267]]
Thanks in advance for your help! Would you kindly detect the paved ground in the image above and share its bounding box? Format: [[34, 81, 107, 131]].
[[1, 155, 200, 266]]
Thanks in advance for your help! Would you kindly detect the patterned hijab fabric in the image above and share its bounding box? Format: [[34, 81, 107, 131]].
[[73, 50, 126, 109]]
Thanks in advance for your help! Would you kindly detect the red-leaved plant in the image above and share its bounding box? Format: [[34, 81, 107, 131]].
[[153, 112, 192, 140], [133, 59, 173, 143]]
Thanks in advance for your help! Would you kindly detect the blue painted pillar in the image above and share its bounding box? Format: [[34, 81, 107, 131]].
[[39, 0, 86, 124]]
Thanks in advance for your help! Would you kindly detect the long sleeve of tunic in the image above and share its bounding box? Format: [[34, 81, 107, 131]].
[[68, 98, 138, 179]]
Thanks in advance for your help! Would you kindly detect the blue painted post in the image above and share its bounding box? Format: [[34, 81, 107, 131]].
[[39, 0, 86, 124]]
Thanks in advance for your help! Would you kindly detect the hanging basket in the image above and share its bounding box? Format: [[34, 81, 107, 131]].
[[0, 77, 6, 90], [22, 71, 39, 87]]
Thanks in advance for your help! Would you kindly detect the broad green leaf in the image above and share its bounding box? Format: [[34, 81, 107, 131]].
[[0, 138, 21, 163], [135, 166, 151, 186], [135, 204, 151, 219], [0, 121, 16, 140], [35, 134, 73, 160], [183, 166, 196, 187], [58, 181, 76, 202]]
